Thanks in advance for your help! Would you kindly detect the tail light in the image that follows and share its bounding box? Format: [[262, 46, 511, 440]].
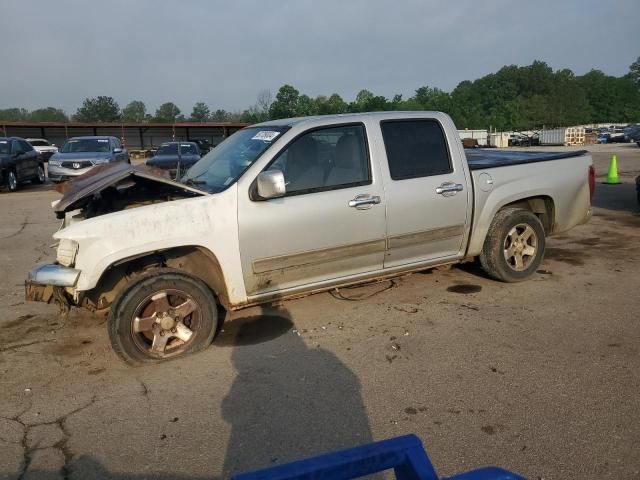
[[588, 165, 595, 204]]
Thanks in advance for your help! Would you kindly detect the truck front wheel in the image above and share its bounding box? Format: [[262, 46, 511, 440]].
[[108, 269, 219, 365], [480, 208, 546, 282]]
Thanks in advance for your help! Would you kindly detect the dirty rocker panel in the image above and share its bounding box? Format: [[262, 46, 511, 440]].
[[252, 239, 387, 274], [387, 224, 465, 250]]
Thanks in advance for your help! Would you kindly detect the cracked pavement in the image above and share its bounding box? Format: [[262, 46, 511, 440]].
[[1, 145, 639, 479]]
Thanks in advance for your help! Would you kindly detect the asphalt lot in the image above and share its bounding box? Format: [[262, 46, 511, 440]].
[[1, 144, 639, 479]]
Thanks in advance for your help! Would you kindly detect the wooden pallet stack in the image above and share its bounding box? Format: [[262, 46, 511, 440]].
[[564, 127, 585, 146]]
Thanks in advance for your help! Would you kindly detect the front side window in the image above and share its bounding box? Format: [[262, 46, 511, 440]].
[[181, 126, 288, 193], [268, 124, 370, 195], [19, 140, 33, 152], [381, 120, 452, 180], [0, 140, 9, 154]]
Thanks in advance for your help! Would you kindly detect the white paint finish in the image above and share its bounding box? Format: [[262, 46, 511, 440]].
[[370, 113, 472, 268], [467, 154, 593, 256], [46, 112, 592, 310], [53, 186, 248, 305], [236, 117, 387, 296]]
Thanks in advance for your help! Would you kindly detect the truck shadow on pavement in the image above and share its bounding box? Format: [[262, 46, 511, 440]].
[[220, 305, 374, 477], [47, 306, 375, 479]]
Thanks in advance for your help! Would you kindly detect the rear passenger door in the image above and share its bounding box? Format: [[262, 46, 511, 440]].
[[19, 140, 38, 177], [238, 123, 387, 297], [379, 119, 471, 268], [10, 140, 31, 180]]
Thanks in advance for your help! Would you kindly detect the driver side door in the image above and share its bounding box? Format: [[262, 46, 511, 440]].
[[237, 123, 387, 298]]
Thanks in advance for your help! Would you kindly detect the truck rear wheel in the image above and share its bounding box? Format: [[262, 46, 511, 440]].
[[480, 207, 545, 282], [108, 269, 219, 365]]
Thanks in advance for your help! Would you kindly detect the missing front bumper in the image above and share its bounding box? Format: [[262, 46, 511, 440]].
[[25, 264, 80, 317]]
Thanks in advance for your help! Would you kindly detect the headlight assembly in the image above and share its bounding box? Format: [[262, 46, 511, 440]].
[[56, 239, 79, 267]]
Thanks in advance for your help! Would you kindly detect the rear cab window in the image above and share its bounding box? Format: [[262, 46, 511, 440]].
[[380, 119, 452, 180]]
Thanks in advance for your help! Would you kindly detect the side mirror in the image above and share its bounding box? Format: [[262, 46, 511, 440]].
[[113, 147, 123, 154], [256, 169, 286, 199]]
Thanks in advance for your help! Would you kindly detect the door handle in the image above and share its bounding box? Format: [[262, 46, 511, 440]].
[[348, 194, 381, 209], [435, 182, 464, 196]]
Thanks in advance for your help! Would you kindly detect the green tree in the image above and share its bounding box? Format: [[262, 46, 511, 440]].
[[210, 109, 230, 121], [269, 85, 300, 119], [297, 94, 315, 116], [313, 93, 348, 115], [350, 89, 390, 112], [122, 100, 147, 123], [190, 102, 211, 122], [74, 96, 121, 122], [413, 86, 451, 112], [29, 107, 68, 122], [154, 102, 183, 123], [628, 56, 640, 87], [0, 108, 30, 121]]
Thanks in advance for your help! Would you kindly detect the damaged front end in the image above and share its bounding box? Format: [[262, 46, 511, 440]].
[[25, 162, 208, 312], [25, 264, 80, 317], [51, 161, 207, 221]]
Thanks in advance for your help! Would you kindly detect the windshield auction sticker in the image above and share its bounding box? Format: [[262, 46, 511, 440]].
[[251, 131, 281, 142]]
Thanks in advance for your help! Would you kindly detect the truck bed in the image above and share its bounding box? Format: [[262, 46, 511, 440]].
[[465, 149, 588, 170]]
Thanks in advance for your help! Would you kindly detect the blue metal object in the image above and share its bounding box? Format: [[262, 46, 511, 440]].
[[232, 434, 524, 480]]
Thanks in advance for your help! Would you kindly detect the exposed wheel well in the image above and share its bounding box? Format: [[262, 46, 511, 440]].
[[82, 246, 230, 312], [501, 196, 555, 234]]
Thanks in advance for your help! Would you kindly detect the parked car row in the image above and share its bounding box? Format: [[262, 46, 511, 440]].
[[0, 137, 46, 191], [1, 135, 130, 191], [591, 125, 640, 145]]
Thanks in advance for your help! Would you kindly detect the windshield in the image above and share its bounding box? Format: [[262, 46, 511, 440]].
[[181, 127, 287, 193], [61, 138, 111, 153], [157, 143, 199, 156], [0, 140, 9, 155], [29, 140, 48, 146]]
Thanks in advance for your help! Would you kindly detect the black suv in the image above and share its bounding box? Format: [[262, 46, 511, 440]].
[[0, 137, 46, 192]]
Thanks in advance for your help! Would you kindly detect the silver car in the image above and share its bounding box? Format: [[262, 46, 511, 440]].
[[48, 136, 129, 182]]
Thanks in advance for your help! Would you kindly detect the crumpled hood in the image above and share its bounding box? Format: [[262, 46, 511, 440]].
[[53, 161, 208, 215]]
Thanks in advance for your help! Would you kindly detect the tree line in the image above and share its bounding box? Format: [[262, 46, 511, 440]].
[[1, 58, 638, 130]]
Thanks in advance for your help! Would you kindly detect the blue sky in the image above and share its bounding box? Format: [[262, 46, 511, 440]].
[[1, 0, 638, 114]]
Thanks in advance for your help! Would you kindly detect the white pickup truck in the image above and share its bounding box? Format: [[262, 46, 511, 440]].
[[26, 112, 594, 364]]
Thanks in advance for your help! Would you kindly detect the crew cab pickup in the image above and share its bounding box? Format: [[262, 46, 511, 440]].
[[25, 112, 594, 364]]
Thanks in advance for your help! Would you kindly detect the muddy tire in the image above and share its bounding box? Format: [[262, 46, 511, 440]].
[[480, 207, 545, 282], [33, 164, 46, 184], [108, 269, 219, 365]]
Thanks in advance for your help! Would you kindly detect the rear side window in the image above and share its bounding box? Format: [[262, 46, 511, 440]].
[[381, 120, 452, 180]]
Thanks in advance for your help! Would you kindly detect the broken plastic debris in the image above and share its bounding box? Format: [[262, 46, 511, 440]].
[[24, 388, 31, 392]]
